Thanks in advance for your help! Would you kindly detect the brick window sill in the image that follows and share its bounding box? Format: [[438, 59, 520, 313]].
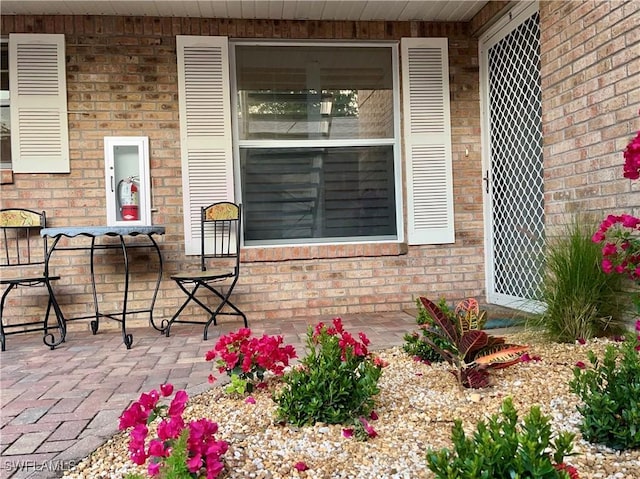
[[1, 169, 14, 185], [242, 242, 408, 262]]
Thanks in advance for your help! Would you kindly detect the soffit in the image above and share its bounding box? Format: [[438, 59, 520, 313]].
[[0, 1, 489, 22]]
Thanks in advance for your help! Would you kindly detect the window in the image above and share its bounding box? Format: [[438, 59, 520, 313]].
[[0, 38, 9, 169], [176, 36, 454, 255], [233, 43, 401, 246]]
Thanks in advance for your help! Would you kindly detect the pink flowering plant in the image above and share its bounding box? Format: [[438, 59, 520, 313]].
[[577, 112, 640, 451], [205, 328, 296, 394], [118, 384, 228, 478], [592, 115, 640, 309], [274, 318, 386, 428]]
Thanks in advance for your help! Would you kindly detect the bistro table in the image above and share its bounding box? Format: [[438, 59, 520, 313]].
[[40, 225, 165, 349]]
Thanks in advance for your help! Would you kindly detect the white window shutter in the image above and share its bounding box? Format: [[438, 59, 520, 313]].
[[177, 36, 233, 255], [9, 33, 70, 173], [401, 38, 455, 245]]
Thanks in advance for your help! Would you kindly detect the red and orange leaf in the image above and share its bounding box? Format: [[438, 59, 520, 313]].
[[472, 344, 529, 369], [419, 297, 459, 344], [459, 330, 489, 358]]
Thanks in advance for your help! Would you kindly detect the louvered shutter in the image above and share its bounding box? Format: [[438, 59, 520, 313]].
[[177, 36, 233, 255], [9, 34, 69, 173], [401, 38, 455, 245]]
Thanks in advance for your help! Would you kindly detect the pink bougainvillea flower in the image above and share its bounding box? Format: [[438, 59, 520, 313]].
[[160, 383, 174, 397], [358, 417, 378, 438], [208, 374, 216, 384], [373, 356, 389, 368], [147, 462, 161, 476], [168, 390, 189, 417], [294, 461, 309, 471], [623, 129, 640, 180], [412, 356, 431, 365], [158, 415, 186, 441], [575, 361, 586, 369], [148, 439, 169, 457], [119, 402, 149, 430], [342, 428, 354, 438], [520, 353, 542, 362], [635, 319, 640, 332], [244, 396, 256, 404], [577, 338, 586, 345], [138, 390, 160, 410], [187, 453, 202, 473], [369, 410, 379, 421], [601, 258, 614, 273]]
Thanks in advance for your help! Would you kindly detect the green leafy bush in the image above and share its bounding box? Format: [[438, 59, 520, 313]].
[[569, 326, 640, 450], [274, 318, 384, 427], [426, 397, 579, 479], [417, 297, 527, 388], [533, 217, 631, 342]]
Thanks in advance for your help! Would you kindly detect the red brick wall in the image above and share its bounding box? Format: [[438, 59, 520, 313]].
[[0, 15, 483, 331], [540, 0, 640, 231]]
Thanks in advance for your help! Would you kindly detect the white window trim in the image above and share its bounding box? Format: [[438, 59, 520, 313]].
[[229, 39, 405, 247], [177, 37, 455, 251]]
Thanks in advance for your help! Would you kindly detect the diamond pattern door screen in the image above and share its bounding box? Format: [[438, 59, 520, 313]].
[[482, 8, 544, 311]]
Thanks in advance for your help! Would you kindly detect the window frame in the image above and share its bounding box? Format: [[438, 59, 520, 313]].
[[229, 39, 405, 248]]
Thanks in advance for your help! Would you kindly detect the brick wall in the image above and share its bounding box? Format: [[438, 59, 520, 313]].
[[0, 14, 483, 332], [540, 0, 640, 232]]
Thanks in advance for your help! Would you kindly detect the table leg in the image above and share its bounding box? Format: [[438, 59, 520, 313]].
[[89, 237, 100, 335], [43, 236, 67, 349], [148, 234, 165, 333], [118, 235, 134, 349]]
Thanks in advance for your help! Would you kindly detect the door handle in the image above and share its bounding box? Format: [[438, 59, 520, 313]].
[[483, 170, 490, 194]]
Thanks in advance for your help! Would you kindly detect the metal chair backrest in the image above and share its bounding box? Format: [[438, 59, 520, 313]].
[[0, 208, 49, 269], [200, 202, 241, 273]]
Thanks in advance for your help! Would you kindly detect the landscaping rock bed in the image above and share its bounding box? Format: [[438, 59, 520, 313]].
[[64, 332, 640, 479]]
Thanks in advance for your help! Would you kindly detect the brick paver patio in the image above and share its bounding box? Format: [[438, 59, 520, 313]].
[[0, 312, 417, 478]]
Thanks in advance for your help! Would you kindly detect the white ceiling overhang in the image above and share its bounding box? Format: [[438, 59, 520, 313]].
[[0, 1, 490, 22]]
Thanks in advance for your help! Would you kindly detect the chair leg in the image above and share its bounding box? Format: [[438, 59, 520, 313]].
[[199, 282, 248, 339], [167, 279, 247, 340], [0, 284, 17, 352], [165, 282, 217, 337]]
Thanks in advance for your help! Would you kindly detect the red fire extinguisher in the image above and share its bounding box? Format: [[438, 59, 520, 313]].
[[117, 176, 140, 221]]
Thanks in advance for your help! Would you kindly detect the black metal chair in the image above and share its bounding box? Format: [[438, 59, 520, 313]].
[[0, 208, 64, 351], [164, 201, 247, 339]]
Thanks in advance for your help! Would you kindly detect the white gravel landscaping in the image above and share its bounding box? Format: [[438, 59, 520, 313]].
[[64, 332, 640, 479]]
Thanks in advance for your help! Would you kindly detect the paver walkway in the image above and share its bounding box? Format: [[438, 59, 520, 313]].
[[0, 312, 418, 478]]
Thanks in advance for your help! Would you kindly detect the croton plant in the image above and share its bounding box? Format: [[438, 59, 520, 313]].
[[418, 296, 528, 388]]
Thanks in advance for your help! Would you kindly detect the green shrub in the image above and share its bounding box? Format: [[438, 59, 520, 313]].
[[569, 330, 640, 450], [274, 318, 384, 427], [532, 217, 631, 342], [426, 397, 578, 479]]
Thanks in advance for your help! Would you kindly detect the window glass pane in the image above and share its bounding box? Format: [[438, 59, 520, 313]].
[[235, 45, 393, 140], [241, 146, 397, 244]]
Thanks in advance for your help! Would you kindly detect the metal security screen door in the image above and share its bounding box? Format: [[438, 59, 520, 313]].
[[481, 4, 544, 311]]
